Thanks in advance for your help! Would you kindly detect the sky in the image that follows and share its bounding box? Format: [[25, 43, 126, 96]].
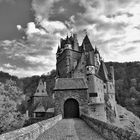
[[0, 0, 140, 77]]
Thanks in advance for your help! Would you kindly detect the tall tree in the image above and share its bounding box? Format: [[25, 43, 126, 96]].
[[0, 80, 27, 134]]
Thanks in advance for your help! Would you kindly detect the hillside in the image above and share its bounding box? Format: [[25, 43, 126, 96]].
[[116, 104, 140, 134], [106, 62, 140, 117]]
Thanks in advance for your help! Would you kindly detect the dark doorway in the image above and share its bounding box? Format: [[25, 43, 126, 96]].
[[64, 98, 79, 118]]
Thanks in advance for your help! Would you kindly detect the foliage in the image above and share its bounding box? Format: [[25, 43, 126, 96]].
[[0, 80, 27, 134], [106, 61, 140, 117]]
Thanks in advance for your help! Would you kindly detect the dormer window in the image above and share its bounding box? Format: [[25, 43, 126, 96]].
[[37, 90, 39, 92]]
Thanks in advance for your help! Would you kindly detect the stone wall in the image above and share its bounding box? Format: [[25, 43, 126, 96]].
[[81, 115, 140, 140], [55, 90, 88, 117], [0, 115, 62, 140]]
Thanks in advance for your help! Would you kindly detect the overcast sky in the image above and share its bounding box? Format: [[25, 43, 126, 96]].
[[0, 0, 140, 77]]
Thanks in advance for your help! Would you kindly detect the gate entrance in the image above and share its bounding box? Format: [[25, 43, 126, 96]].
[[64, 98, 79, 118]]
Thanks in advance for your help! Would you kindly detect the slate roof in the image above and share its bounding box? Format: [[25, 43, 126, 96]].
[[56, 45, 61, 54], [34, 106, 46, 112], [34, 92, 48, 97], [98, 61, 109, 81], [47, 108, 54, 113], [54, 78, 88, 90], [81, 35, 94, 52], [34, 79, 48, 97]]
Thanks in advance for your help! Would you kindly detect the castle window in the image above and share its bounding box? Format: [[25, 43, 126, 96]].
[[42, 90, 44, 93], [104, 85, 106, 89], [89, 93, 98, 97], [37, 90, 39, 92]]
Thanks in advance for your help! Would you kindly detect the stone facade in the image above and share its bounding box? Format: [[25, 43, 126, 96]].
[[54, 78, 88, 118], [81, 114, 140, 140], [54, 89, 88, 117]]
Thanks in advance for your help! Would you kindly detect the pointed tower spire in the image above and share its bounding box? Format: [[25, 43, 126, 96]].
[[94, 46, 99, 54], [82, 34, 94, 52]]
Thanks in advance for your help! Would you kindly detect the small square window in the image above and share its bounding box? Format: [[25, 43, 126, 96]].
[[89, 93, 98, 97]]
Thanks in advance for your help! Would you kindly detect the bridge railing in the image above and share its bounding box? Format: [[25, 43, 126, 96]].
[[0, 115, 62, 140], [81, 114, 140, 140]]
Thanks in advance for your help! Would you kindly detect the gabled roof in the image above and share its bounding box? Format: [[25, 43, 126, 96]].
[[54, 78, 88, 90], [46, 108, 54, 113], [34, 79, 48, 97], [98, 61, 109, 82], [82, 35, 94, 52], [34, 106, 46, 112]]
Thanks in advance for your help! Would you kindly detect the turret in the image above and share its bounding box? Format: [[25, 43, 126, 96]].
[[94, 47, 100, 69], [86, 66, 95, 75], [64, 36, 72, 49], [73, 33, 79, 51], [56, 45, 61, 57]]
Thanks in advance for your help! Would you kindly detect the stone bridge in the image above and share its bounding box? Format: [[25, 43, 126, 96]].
[[0, 115, 140, 140]]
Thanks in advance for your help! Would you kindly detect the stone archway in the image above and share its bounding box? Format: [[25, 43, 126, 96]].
[[64, 98, 79, 118]]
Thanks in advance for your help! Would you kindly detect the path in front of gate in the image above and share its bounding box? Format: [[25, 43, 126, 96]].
[[37, 119, 105, 140]]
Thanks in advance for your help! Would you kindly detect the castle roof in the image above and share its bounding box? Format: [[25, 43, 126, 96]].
[[54, 78, 88, 90], [82, 35, 94, 52], [94, 46, 99, 54], [34, 79, 48, 97], [98, 61, 109, 82], [56, 45, 61, 54], [34, 106, 46, 112], [46, 108, 54, 113], [66, 36, 71, 44]]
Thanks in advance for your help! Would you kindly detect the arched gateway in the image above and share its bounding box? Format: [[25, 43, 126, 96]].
[[54, 78, 88, 117], [64, 98, 79, 118]]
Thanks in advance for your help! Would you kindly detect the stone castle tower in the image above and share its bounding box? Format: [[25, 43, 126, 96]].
[[54, 34, 118, 123]]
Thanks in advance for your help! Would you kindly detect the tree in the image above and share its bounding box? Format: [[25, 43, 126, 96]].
[[0, 80, 27, 134]]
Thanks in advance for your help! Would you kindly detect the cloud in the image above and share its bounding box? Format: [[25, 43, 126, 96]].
[[120, 47, 136, 55], [1, 0, 140, 77], [25, 0, 140, 63], [3, 63, 16, 69], [58, 7, 65, 13], [0, 0, 16, 4]]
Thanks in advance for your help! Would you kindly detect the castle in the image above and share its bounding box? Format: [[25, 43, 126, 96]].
[[54, 34, 118, 123]]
